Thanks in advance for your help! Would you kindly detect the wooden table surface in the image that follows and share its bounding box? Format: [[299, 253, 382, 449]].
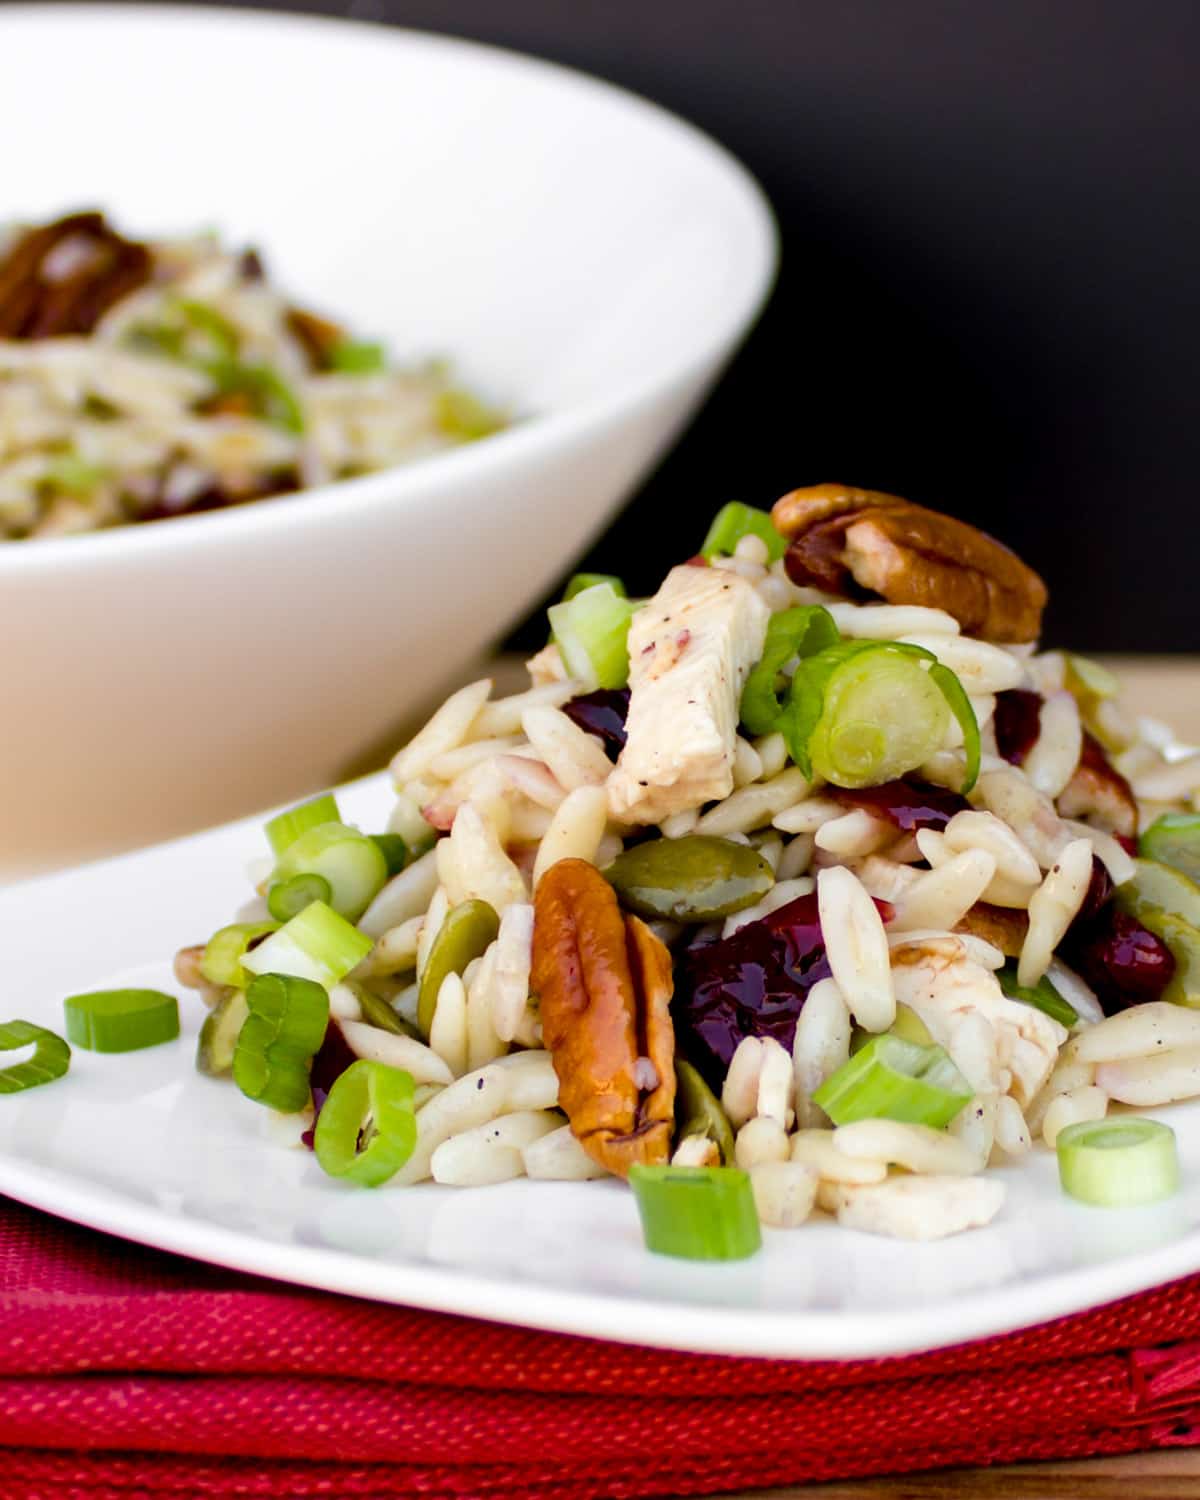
[[711, 654, 1200, 1498]]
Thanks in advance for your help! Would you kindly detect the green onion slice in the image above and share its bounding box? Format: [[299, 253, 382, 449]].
[[548, 581, 636, 691], [199, 920, 279, 989], [700, 501, 787, 563], [328, 339, 387, 374], [0, 1020, 70, 1095], [417, 898, 500, 1037], [563, 572, 628, 602], [435, 387, 506, 440], [63, 989, 180, 1053], [196, 989, 250, 1077], [241, 901, 372, 990], [369, 834, 410, 878], [813, 1033, 973, 1128], [313, 1058, 418, 1186], [267, 872, 334, 923], [175, 299, 239, 359], [629, 1164, 762, 1260], [346, 982, 420, 1038], [1057, 1117, 1178, 1207], [926, 661, 981, 792], [1065, 653, 1121, 703], [44, 453, 107, 495], [264, 793, 342, 856], [206, 358, 305, 434], [233, 972, 330, 1113], [739, 605, 840, 736], [1141, 813, 1200, 885], [997, 962, 1078, 1028], [782, 640, 979, 791], [271, 822, 388, 923]]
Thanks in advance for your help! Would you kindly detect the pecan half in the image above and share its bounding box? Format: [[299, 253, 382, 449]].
[[532, 859, 675, 1176], [1056, 732, 1138, 840], [0, 212, 153, 338], [771, 483, 1048, 643], [286, 306, 346, 371]]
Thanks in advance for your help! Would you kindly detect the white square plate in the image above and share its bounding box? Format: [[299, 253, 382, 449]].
[[3, 772, 1200, 1359]]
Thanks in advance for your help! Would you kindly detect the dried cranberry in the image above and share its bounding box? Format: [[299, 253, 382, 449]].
[[300, 1020, 358, 1149], [673, 891, 893, 1090], [1063, 907, 1176, 1014], [830, 779, 970, 834], [1078, 855, 1116, 924], [993, 688, 1044, 765], [563, 688, 630, 761]]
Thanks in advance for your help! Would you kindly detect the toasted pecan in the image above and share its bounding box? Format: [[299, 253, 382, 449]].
[[0, 212, 153, 338], [771, 483, 1047, 643], [286, 306, 347, 371], [532, 859, 675, 1176]]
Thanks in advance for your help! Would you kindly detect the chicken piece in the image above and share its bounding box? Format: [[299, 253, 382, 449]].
[[823, 1174, 1005, 1241], [607, 564, 770, 824], [890, 936, 1067, 1106]]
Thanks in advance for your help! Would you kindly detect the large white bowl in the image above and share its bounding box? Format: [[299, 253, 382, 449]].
[[0, 6, 775, 881]]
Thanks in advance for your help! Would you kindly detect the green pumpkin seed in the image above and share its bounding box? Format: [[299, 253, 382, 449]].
[[345, 981, 421, 1041], [604, 835, 774, 922], [1118, 858, 1200, 932], [417, 898, 500, 1037], [674, 1058, 736, 1165]]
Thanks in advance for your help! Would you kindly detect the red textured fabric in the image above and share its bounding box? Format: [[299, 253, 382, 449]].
[[4, 1195, 1200, 1498]]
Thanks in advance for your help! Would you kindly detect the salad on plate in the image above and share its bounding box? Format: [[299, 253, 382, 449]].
[[9, 483, 1200, 1261]]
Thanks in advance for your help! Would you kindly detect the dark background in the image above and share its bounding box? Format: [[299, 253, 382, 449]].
[[32, 0, 1200, 649]]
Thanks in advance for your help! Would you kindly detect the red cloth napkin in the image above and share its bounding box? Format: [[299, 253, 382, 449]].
[[5, 1195, 1200, 1499]]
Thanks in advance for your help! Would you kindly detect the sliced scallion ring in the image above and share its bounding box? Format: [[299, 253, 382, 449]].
[[1056, 1117, 1179, 1207], [699, 501, 786, 563], [812, 1033, 973, 1128], [241, 901, 372, 990], [563, 572, 628, 601], [233, 972, 330, 1114], [267, 872, 334, 923], [739, 605, 840, 737], [629, 1164, 762, 1260], [199, 920, 279, 989], [63, 989, 180, 1053], [0, 1020, 70, 1094], [264, 793, 342, 857], [271, 822, 388, 922], [547, 581, 636, 691], [368, 834, 409, 878], [997, 962, 1077, 1028]]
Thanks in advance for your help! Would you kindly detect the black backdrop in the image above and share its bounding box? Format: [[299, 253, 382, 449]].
[[25, 0, 1200, 650]]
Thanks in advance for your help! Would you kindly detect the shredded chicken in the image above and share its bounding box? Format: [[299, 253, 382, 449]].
[[890, 937, 1067, 1106], [607, 564, 769, 823]]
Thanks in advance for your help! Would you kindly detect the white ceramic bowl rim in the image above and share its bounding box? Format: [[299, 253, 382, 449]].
[[0, 4, 778, 579]]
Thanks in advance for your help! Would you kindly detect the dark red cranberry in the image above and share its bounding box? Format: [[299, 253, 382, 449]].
[[830, 779, 971, 834], [300, 1020, 358, 1150], [1063, 907, 1176, 1014], [1078, 855, 1116, 924], [673, 892, 893, 1090], [993, 688, 1044, 765], [563, 689, 630, 760]]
